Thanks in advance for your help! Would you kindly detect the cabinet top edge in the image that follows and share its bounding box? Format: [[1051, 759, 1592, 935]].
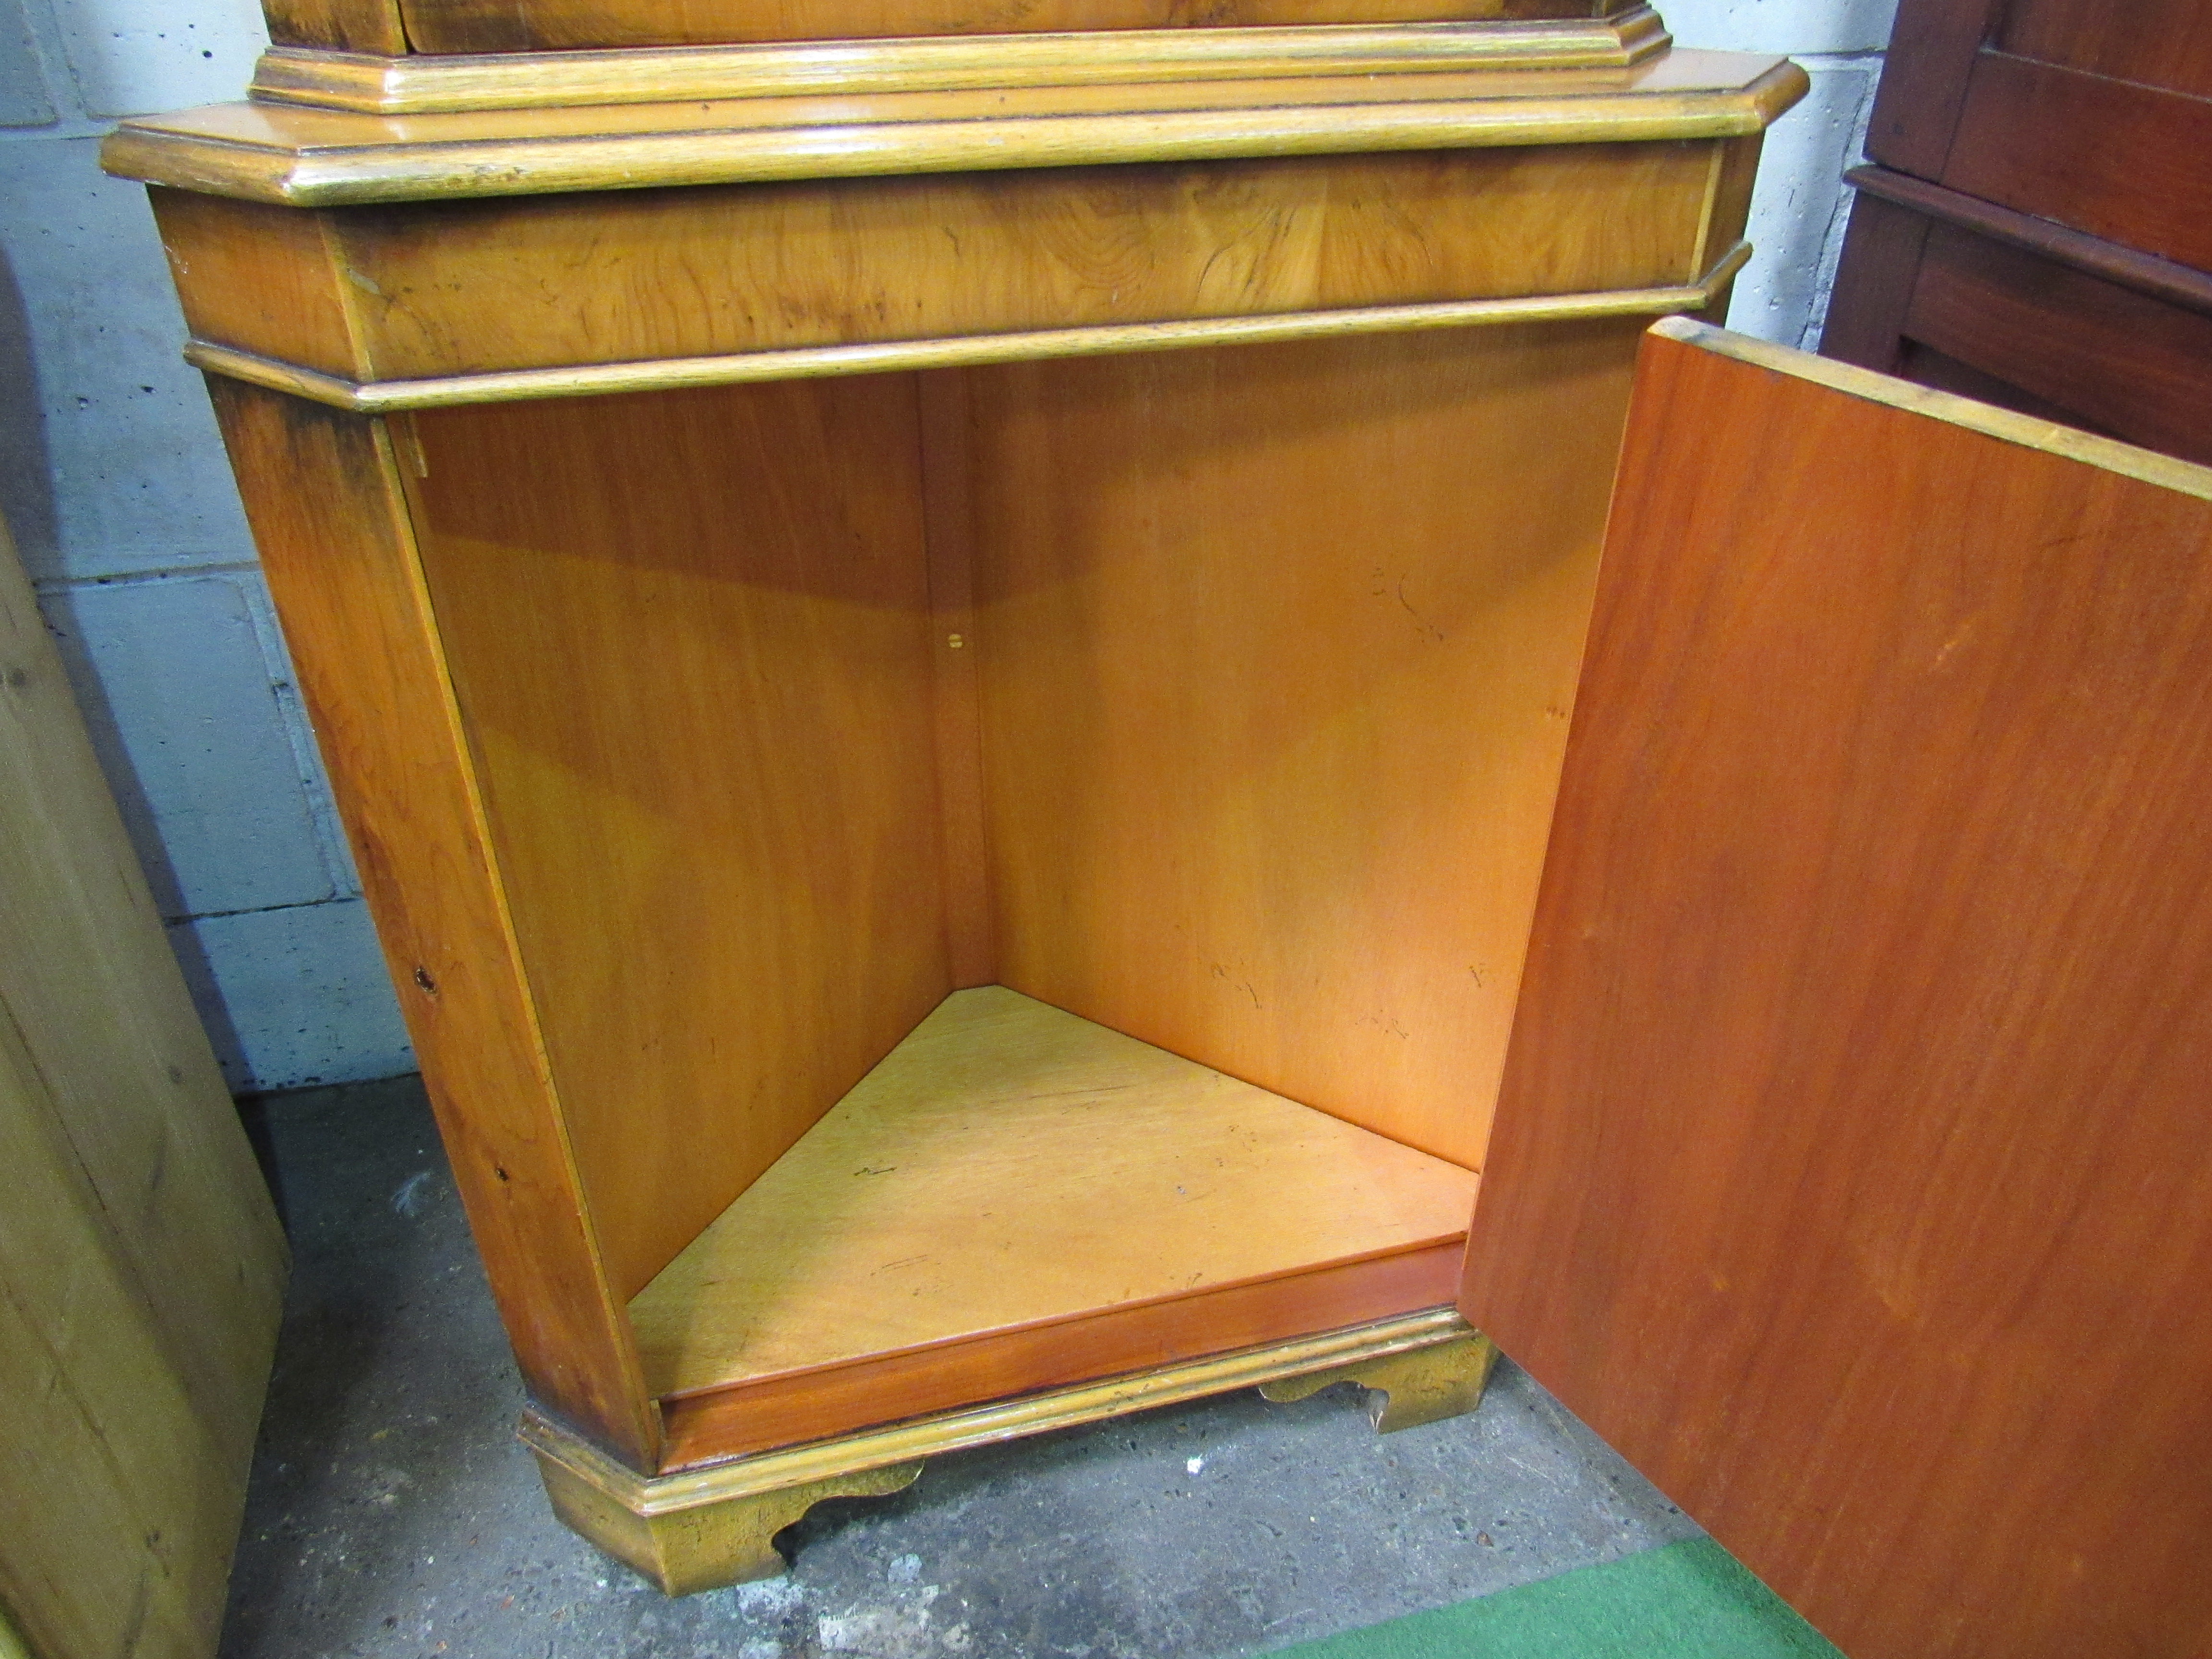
[[101, 47, 1803, 206], [252, 12, 1672, 116]]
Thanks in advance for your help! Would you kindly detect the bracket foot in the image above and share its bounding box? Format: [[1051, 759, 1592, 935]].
[[1260, 1325, 1497, 1431]]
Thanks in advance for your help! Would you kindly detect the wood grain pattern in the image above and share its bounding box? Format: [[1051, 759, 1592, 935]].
[[180, 268, 1744, 413], [541, 1307, 1479, 1491], [1896, 340, 2110, 434], [153, 142, 1719, 382], [661, 1244, 1466, 1467], [262, 0, 410, 52], [918, 372, 996, 988], [0, 514, 288, 1659], [1841, 164, 2212, 319], [1996, 0, 2212, 101], [1944, 50, 2212, 271], [1815, 186, 1928, 374], [151, 188, 364, 380], [398, 0, 1630, 53], [401, 382, 952, 1301], [633, 986, 1477, 1395], [1903, 221, 2212, 466], [972, 323, 1643, 1169], [1860, 0, 1996, 177], [100, 51, 1805, 206], [1461, 318, 2212, 1659], [206, 381, 662, 1468], [250, 15, 1674, 114]]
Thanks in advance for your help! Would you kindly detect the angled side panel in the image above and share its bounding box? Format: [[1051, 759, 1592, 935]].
[[206, 379, 661, 1468], [396, 383, 951, 1300], [1463, 320, 2212, 1659]]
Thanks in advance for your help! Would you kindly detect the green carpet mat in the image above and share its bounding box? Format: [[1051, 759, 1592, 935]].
[[1265, 1538, 1843, 1658]]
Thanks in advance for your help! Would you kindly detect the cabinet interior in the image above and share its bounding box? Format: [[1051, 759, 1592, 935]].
[[394, 323, 1639, 1446]]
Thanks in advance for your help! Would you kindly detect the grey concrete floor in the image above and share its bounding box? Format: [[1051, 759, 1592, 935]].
[[221, 1075, 1702, 1659]]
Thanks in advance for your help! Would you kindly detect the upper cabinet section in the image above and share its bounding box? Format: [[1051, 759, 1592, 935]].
[[268, 0, 1647, 54]]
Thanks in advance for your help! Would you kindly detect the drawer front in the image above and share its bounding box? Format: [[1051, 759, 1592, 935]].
[[153, 138, 1730, 383]]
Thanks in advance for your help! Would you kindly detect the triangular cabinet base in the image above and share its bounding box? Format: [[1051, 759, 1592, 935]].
[[526, 1309, 1494, 1593]]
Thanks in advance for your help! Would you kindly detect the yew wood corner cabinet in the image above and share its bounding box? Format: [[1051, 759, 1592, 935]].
[[105, 0, 1815, 1605]]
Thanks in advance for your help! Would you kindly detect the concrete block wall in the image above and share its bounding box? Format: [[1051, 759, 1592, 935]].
[[0, 0, 1894, 1096], [0, 0, 412, 1093]]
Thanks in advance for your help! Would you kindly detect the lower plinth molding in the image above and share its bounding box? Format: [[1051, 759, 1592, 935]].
[[522, 1306, 1497, 1594]]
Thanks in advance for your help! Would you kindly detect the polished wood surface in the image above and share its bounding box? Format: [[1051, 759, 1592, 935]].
[[135, 24, 1804, 1550], [151, 141, 1721, 382], [661, 1245, 1463, 1466], [538, 1307, 1480, 1529], [1462, 319, 2212, 1659], [1855, 0, 1988, 180], [0, 517, 287, 1659], [402, 382, 950, 1301], [1997, 0, 2212, 97], [1824, 0, 2212, 466], [918, 371, 997, 990], [263, 0, 409, 52], [537, 1452, 922, 1592], [103, 51, 1803, 205], [633, 986, 1477, 1394], [206, 382, 662, 1468], [179, 266, 1743, 413], [397, 0, 1638, 53], [1945, 50, 2212, 273], [250, 15, 1672, 114], [974, 324, 1638, 1168], [1842, 164, 2212, 317], [1903, 222, 2212, 466]]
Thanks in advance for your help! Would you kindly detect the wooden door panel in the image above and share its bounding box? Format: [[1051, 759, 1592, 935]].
[[1461, 320, 2212, 1659], [1944, 50, 2212, 268], [1996, 0, 2212, 99]]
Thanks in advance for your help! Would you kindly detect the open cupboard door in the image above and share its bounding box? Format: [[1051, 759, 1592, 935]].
[[1460, 318, 2212, 1659]]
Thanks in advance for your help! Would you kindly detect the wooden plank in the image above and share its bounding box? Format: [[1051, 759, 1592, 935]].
[[1896, 341, 2113, 433], [1860, 0, 1999, 178], [1461, 318, 2212, 1659], [1903, 221, 2212, 465], [99, 51, 1806, 207], [206, 381, 662, 1468], [1943, 50, 2212, 271], [397, 0, 1629, 54], [972, 324, 1640, 1169], [261, 0, 410, 52], [1841, 164, 2212, 320], [152, 141, 1717, 382], [1815, 186, 1929, 374], [0, 515, 287, 1657], [660, 1244, 1464, 1467], [1996, 0, 2212, 101], [633, 986, 1477, 1394], [402, 380, 951, 1300], [0, 1016, 223, 1659]]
